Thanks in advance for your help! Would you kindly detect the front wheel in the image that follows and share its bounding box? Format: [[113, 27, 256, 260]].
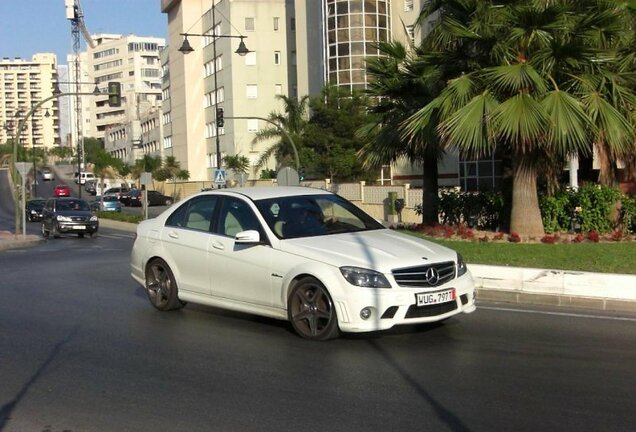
[[145, 258, 184, 311], [288, 277, 339, 341]]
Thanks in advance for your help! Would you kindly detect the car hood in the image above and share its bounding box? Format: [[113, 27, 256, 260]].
[[278, 228, 457, 272], [56, 210, 93, 217]]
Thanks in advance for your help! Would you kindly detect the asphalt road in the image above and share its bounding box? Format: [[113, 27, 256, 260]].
[[1, 168, 636, 431]]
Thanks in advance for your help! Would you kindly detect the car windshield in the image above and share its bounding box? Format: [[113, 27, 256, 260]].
[[57, 200, 90, 211], [254, 194, 384, 239]]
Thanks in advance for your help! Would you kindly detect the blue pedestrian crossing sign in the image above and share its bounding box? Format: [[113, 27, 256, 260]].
[[214, 169, 226, 185]]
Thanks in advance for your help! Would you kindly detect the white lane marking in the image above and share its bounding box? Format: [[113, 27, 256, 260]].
[[480, 305, 636, 322]]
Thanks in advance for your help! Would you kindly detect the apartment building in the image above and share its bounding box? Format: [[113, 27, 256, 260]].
[[105, 106, 164, 167], [0, 54, 60, 149], [69, 34, 165, 141], [161, 0, 293, 182]]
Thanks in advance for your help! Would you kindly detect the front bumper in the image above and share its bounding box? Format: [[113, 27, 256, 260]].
[[56, 221, 99, 234], [334, 272, 476, 333]]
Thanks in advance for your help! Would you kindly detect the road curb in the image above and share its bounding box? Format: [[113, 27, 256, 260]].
[[470, 263, 636, 312]]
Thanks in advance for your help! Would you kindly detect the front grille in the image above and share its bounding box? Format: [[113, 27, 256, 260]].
[[392, 261, 456, 288], [405, 301, 457, 319], [71, 216, 89, 222]]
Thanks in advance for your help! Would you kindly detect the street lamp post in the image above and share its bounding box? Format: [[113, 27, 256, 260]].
[[178, 2, 249, 185]]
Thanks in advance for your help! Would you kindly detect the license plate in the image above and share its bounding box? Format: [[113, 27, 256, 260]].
[[73, 225, 86, 230], [416, 288, 456, 306]]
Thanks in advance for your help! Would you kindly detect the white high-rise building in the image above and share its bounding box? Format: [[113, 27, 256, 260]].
[[69, 34, 165, 142], [162, 0, 293, 182], [0, 54, 60, 150]]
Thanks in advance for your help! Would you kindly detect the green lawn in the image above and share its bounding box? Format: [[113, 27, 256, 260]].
[[406, 233, 636, 275]]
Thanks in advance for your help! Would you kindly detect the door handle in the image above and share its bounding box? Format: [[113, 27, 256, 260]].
[[168, 231, 179, 239], [211, 241, 225, 250]]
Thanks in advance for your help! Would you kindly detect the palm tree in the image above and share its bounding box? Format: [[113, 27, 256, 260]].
[[359, 40, 448, 226], [131, 155, 162, 189], [91, 149, 119, 208], [252, 94, 309, 171], [155, 156, 190, 198], [223, 153, 250, 186], [404, 0, 635, 237]]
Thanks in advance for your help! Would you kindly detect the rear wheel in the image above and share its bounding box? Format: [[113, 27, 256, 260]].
[[164, 198, 173, 206], [288, 277, 339, 341], [145, 259, 184, 311]]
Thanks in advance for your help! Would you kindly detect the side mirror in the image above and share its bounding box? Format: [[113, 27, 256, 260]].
[[235, 230, 261, 244]]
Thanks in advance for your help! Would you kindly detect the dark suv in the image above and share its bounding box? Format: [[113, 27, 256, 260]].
[[41, 197, 99, 238]]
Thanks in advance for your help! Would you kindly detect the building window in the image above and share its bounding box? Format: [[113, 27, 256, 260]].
[[247, 119, 258, 132], [245, 51, 257, 66], [458, 153, 503, 192], [246, 84, 257, 99], [273, 17, 280, 31], [406, 25, 415, 44], [290, 18, 296, 31], [245, 17, 255, 31], [275, 84, 283, 95], [404, 0, 414, 11], [274, 51, 281, 65], [205, 122, 215, 138], [163, 136, 172, 149]]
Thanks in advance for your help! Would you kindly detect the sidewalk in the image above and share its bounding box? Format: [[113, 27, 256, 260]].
[[2, 219, 635, 313]]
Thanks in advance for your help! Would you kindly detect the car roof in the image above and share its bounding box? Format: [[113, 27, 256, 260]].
[[196, 186, 333, 201]]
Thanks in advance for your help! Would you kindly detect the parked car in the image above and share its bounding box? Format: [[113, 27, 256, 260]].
[[74, 172, 96, 185], [103, 186, 130, 200], [130, 187, 476, 340], [53, 184, 71, 197], [84, 180, 97, 195], [121, 189, 173, 207], [41, 197, 98, 238], [41, 167, 54, 181], [25, 198, 47, 222], [90, 195, 122, 212]]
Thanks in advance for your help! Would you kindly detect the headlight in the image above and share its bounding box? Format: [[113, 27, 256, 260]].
[[340, 266, 391, 288], [56, 215, 72, 222], [457, 253, 468, 277], [90, 215, 98, 222]]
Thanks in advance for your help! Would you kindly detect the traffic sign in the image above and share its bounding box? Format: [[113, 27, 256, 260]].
[[214, 169, 226, 185]]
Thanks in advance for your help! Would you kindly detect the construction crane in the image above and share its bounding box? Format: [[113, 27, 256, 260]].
[[65, 0, 94, 197]]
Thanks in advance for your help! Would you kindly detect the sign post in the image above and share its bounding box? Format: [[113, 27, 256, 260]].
[[15, 162, 31, 236], [214, 169, 226, 188]]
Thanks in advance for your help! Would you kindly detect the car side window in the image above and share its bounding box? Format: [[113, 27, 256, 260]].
[[217, 198, 262, 238], [166, 196, 218, 232]]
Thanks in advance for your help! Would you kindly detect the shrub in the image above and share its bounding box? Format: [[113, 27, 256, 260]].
[[573, 233, 585, 243], [588, 230, 600, 243], [541, 234, 558, 244], [508, 232, 521, 243], [611, 230, 623, 242]]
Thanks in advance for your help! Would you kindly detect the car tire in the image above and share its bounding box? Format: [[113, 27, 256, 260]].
[[78, 233, 84, 238], [164, 198, 173, 206], [288, 277, 340, 341], [145, 258, 184, 311], [52, 225, 61, 238]]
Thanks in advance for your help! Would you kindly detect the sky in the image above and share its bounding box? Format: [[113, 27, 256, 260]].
[[0, 0, 167, 63]]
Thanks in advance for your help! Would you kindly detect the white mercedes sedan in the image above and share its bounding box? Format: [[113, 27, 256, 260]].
[[130, 187, 476, 340]]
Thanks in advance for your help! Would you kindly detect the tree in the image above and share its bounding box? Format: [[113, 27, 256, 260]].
[[305, 86, 369, 182], [91, 149, 121, 207], [404, 0, 636, 237], [155, 156, 190, 198], [223, 153, 250, 185], [130, 155, 162, 189], [252, 94, 310, 171], [359, 40, 447, 225]]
